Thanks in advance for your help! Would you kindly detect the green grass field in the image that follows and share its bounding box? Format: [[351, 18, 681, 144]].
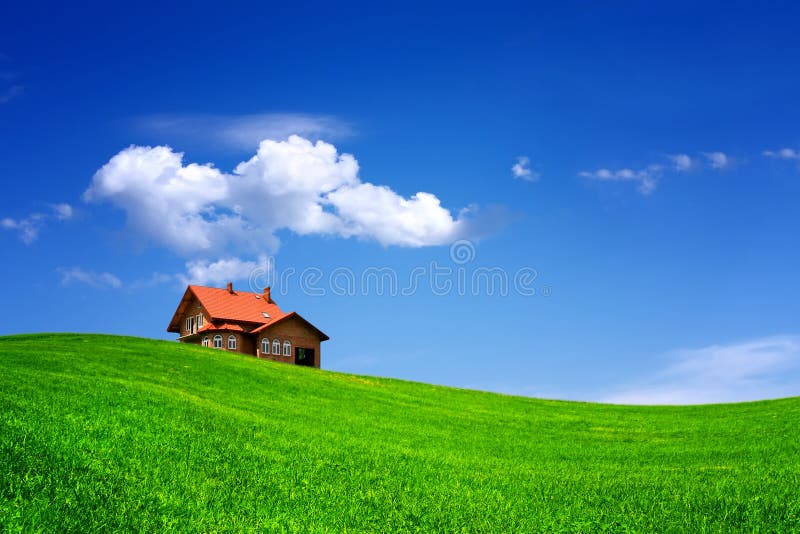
[[1, 334, 798, 532]]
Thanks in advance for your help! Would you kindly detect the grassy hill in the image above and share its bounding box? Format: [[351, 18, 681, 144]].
[[1, 334, 798, 532]]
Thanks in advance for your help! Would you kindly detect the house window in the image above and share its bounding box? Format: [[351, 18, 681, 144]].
[[228, 335, 237, 350], [283, 341, 291, 357], [213, 335, 222, 348], [202, 337, 209, 347], [185, 317, 191, 332], [261, 338, 269, 355], [197, 314, 203, 328], [272, 339, 280, 355]]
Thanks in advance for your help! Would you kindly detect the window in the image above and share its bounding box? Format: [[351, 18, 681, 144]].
[[261, 338, 269, 355], [228, 335, 237, 350], [202, 337, 209, 347], [213, 335, 222, 348], [283, 341, 291, 357], [262, 312, 270, 319], [185, 317, 191, 332], [197, 314, 203, 328], [272, 339, 280, 355]]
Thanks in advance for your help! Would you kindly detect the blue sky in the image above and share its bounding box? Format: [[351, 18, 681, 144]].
[[2, 1, 800, 404]]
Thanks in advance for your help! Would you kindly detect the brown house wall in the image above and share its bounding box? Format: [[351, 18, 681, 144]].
[[179, 297, 210, 337], [256, 317, 322, 368], [239, 334, 256, 356], [194, 332, 252, 356]]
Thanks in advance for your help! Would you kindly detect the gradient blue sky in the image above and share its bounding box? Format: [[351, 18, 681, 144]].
[[2, 1, 799, 404]]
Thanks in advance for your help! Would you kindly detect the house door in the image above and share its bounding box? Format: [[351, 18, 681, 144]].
[[295, 347, 315, 367]]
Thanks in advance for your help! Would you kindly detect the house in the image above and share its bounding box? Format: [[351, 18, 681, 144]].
[[167, 283, 328, 367]]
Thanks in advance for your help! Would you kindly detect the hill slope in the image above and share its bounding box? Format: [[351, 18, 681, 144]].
[[1, 334, 798, 532]]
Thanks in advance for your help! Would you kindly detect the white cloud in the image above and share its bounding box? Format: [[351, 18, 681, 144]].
[[703, 151, 730, 169], [58, 267, 122, 289], [1, 216, 41, 244], [85, 145, 236, 255], [136, 113, 353, 151], [127, 259, 270, 290], [86, 135, 483, 256], [582, 151, 734, 195], [51, 203, 73, 220], [763, 147, 800, 161], [1, 203, 74, 244], [605, 335, 800, 405], [327, 185, 472, 246], [511, 156, 539, 181], [180, 256, 267, 286], [668, 153, 693, 172], [579, 164, 662, 195]]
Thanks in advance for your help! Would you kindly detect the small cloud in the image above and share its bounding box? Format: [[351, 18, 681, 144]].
[[579, 164, 662, 195], [763, 147, 800, 161], [668, 153, 693, 172], [134, 113, 354, 151], [1, 203, 74, 244], [51, 203, 74, 220], [131, 259, 273, 290], [511, 156, 539, 181], [179, 256, 269, 286], [638, 176, 657, 195], [1, 215, 40, 244], [58, 267, 122, 289], [605, 335, 800, 405], [703, 151, 730, 170]]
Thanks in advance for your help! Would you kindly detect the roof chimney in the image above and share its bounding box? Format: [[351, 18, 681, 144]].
[[226, 281, 233, 294], [264, 286, 273, 304]]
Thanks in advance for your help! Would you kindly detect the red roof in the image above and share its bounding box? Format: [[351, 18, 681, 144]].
[[167, 284, 328, 340], [198, 322, 245, 333], [188, 285, 286, 324]]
